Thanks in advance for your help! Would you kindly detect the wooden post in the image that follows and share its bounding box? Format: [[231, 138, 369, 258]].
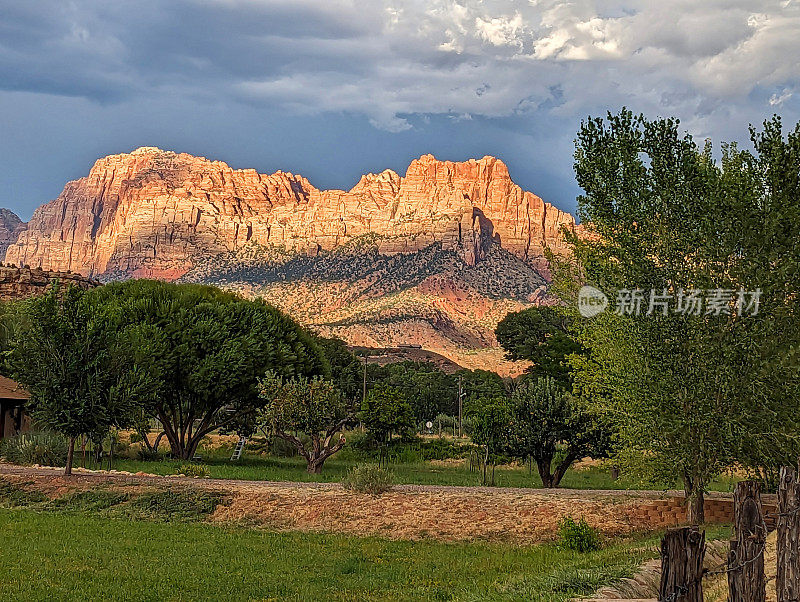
[[777, 465, 800, 602], [728, 480, 766, 602], [659, 526, 705, 602]]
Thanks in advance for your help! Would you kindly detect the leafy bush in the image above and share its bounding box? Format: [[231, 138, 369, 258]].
[[341, 464, 394, 494], [0, 432, 68, 467], [46, 490, 129, 512], [557, 515, 602, 552], [177, 463, 210, 478], [136, 447, 164, 461], [123, 489, 223, 521]]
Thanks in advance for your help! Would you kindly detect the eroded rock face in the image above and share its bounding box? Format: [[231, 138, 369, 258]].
[[0, 265, 98, 302], [5, 147, 575, 279], [0, 209, 27, 258]]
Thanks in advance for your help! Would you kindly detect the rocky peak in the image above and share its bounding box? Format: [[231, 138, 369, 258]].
[[0, 209, 27, 258], [5, 149, 576, 280]]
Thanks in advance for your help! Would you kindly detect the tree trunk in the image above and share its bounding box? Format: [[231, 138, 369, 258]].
[[728, 481, 766, 602], [659, 526, 705, 602], [684, 476, 705, 524], [777, 465, 800, 602], [65, 436, 76, 476], [307, 459, 324, 474], [536, 457, 554, 488]]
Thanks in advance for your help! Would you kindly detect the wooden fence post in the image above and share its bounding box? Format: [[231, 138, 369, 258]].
[[659, 526, 705, 602], [728, 480, 766, 602], [778, 465, 800, 602]]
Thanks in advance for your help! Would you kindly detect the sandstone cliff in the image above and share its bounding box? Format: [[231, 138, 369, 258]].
[[0, 265, 99, 302], [0, 209, 26, 258], [5, 147, 575, 279]]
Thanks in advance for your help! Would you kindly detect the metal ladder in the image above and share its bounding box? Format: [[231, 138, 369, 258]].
[[230, 436, 247, 461]]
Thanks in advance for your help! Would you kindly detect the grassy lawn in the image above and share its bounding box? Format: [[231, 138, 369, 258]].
[[0, 507, 661, 601], [105, 445, 740, 492]]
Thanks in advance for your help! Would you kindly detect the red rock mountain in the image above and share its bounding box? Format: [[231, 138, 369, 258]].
[[0, 209, 27, 258], [5, 147, 575, 280], [5, 147, 577, 374]]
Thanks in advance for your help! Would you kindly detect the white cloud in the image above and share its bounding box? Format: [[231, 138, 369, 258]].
[[2, 0, 799, 136]]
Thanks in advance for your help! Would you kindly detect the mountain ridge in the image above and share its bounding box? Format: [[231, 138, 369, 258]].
[[2, 147, 575, 374]]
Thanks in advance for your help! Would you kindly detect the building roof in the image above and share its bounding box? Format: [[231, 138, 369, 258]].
[[0, 375, 30, 401]]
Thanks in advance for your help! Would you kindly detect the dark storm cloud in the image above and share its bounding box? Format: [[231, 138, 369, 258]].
[[0, 0, 799, 220]]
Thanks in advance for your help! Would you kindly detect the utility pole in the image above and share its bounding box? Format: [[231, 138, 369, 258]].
[[458, 375, 464, 438], [362, 353, 368, 407]]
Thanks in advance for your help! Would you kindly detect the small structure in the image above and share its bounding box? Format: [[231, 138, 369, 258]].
[[0, 375, 30, 438]]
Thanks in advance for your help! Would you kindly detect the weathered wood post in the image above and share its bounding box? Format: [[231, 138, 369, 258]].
[[778, 465, 800, 602], [728, 480, 766, 602], [659, 526, 705, 602]]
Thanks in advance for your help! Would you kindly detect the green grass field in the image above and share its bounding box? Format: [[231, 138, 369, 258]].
[[106, 446, 740, 492], [0, 508, 661, 601]]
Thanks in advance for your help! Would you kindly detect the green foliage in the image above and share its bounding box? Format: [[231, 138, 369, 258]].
[[3, 286, 150, 472], [177, 463, 210, 478], [557, 516, 602, 553], [317, 338, 362, 402], [360, 384, 416, 443], [566, 110, 800, 516], [87, 279, 327, 459], [466, 397, 513, 458], [341, 464, 394, 494], [509, 377, 612, 488], [368, 361, 457, 421], [45, 490, 129, 512], [454, 369, 508, 402], [123, 489, 223, 522], [496, 306, 582, 384], [259, 373, 354, 473], [0, 480, 47, 507], [0, 431, 68, 467]]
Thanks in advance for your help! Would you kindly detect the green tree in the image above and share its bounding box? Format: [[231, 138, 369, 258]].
[[258, 373, 355, 473], [317, 338, 362, 403], [360, 384, 416, 443], [565, 110, 800, 522], [509, 377, 611, 488], [466, 396, 512, 486], [370, 361, 457, 421], [496, 306, 582, 385], [89, 280, 327, 460], [4, 286, 150, 475]]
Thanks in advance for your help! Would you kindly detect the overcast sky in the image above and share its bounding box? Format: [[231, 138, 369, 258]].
[[1, 0, 798, 221]]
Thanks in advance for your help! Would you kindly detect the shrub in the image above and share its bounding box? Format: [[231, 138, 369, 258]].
[[177, 463, 210, 478], [0, 432, 68, 467], [341, 464, 394, 494], [46, 490, 129, 512], [557, 515, 602, 552], [0, 480, 47, 507], [123, 489, 223, 521], [136, 447, 163, 462]]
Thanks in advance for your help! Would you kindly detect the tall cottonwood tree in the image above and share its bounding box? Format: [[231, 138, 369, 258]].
[[565, 111, 800, 522], [90, 280, 327, 460]]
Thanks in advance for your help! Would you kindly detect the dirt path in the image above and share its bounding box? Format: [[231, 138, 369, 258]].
[[0, 463, 727, 545]]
